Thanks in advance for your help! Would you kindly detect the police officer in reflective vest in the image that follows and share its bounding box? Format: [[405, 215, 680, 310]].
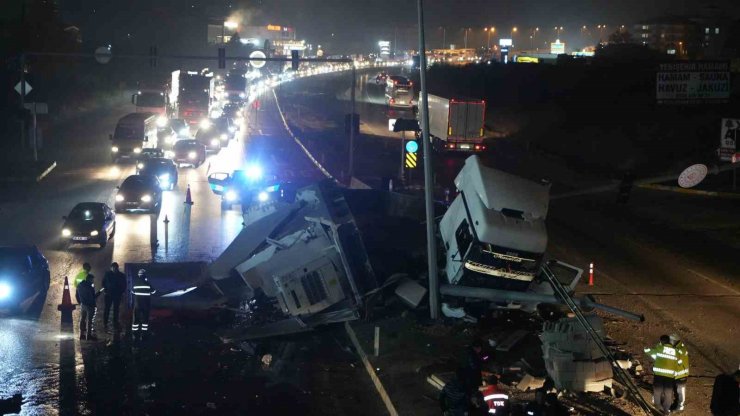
[[671, 333, 690, 412], [131, 269, 156, 338], [644, 334, 679, 414]]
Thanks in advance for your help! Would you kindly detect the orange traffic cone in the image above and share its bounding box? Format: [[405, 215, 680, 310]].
[[184, 184, 194, 205], [57, 276, 76, 325]]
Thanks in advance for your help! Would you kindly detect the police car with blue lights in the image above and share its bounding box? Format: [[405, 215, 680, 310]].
[[207, 164, 284, 211]]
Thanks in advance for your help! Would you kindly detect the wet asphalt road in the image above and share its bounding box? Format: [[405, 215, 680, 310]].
[[0, 73, 386, 415]]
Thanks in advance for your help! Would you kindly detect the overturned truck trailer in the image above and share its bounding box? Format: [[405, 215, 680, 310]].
[[208, 180, 428, 341]]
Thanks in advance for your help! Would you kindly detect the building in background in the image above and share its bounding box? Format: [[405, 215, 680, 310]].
[[633, 16, 730, 58]]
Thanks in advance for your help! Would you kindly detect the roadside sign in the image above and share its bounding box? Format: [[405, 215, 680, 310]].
[[24, 102, 48, 114], [657, 61, 730, 104], [405, 152, 417, 168], [94, 46, 112, 64], [388, 119, 396, 132], [677, 164, 708, 188], [14, 81, 32, 96], [249, 50, 267, 68], [720, 118, 739, 162]]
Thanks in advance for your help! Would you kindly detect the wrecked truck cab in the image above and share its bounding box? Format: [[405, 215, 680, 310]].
[[440, 155, 550, 291]]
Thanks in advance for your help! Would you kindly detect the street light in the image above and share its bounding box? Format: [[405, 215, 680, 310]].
[[484, 27, 495, 50], [224, 20, 238, 30], [511, 26, 518, 43]]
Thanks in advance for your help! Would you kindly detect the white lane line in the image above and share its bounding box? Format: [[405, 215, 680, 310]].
[[686, 269, 740, 296]]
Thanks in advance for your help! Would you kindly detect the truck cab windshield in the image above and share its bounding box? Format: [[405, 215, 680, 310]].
[[114, 126, 142, 140], [136, 93, 165, 107]]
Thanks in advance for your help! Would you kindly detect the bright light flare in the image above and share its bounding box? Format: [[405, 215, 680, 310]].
[[0, 282, 11, 300]]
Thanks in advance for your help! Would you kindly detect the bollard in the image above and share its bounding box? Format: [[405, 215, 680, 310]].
[[163, 215, 170, 252], [589, 262, 594, 286]]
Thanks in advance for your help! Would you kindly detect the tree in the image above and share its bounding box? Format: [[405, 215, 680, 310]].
[[607, 30, 634, 45]]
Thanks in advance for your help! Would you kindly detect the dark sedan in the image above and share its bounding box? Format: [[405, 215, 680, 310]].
[[173, 139, 206, 168], [0, 246, 50, 314], [114, 175, 162, 213], [139, 157, 178, 190], [195, 121, 224, 152], [61, 202, 116, 248]]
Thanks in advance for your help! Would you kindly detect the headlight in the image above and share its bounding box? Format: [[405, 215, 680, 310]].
[[0, 282, 11, 300], [220, 133, 228, 141], [200, 119, 211, 129], [239, 92, 246, 98], [225, 190, 238, 202], [166, 134, 176, 144], [228, 126, 237, 132], [133, 147, 142, 154], [156, 116, 168, 127], [159, 173, 170, 183], [62, 228, 71, 237], [115, 194, 124, 202], [188, 151, 197, 159], [257, 191, 269, 202], [141, 194, 152, 203], [90, 230, 99, 237], [165, 150, 175, 158], [210, 138, 219, 146], [111, 146, 119, 153], [179, 128, 190, 136], [137, 162, 145, 170]]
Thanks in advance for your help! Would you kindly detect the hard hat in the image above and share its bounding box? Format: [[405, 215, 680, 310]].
[[138, 269, 146, 276], [669, 333, 680, 344]]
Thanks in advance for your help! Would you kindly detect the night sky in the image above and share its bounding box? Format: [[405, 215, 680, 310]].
[[55, 0, 740, 53]]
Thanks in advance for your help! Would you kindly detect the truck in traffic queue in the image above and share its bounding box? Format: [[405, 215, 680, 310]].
[[421, 94, 487, 152], [169, 70, 211, 130], [110, 113, 160, 162], [132, 87, 168, 119]]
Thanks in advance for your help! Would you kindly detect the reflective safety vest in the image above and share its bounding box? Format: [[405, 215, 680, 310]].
[[482, 385, 510, 415], [132, 277, 156, 306], [73, 270, 88, 288], [674, 341, 689, 380], [644, 342, 680, 379]]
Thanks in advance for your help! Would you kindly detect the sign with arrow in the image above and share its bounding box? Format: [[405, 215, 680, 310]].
[[14, 81, 32, 96]]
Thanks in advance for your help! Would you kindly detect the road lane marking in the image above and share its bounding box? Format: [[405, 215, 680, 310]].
[[686, 269, 740, 296]]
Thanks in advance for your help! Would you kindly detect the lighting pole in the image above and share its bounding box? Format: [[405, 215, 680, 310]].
[[532, 27, 539, 51], [439, 26, 446, 49], [464, 27, 471, 49], [416, 0, 439, 320], [511, 26, 517, 46], [484, 27, 495, 50]]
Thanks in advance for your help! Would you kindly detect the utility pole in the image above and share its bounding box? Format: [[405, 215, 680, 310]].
[[20, 53, 26, 151], [348, 63, 356, 181], [416, 0, 439, 320]]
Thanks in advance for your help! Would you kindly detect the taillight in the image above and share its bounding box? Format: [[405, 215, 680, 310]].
[[475, 145, 481, 150], [390, 98, 395, 103], [447, 143, 455, 149]]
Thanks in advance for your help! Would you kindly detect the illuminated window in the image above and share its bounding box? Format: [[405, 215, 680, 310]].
[[705, 27, 710, 34], [715, 28, 720, 34], [667, 49, 676, 55], [642, 25, 649, 30]]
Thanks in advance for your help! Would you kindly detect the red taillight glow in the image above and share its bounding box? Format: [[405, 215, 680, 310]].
[[390, 98, 395, 103], [475, 145, 481, 150], [447, 144, 455, 149]]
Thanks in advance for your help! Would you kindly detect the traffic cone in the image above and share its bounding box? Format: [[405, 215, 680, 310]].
[[184, 184, 194, 205], [57, 276, 76, 325]]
